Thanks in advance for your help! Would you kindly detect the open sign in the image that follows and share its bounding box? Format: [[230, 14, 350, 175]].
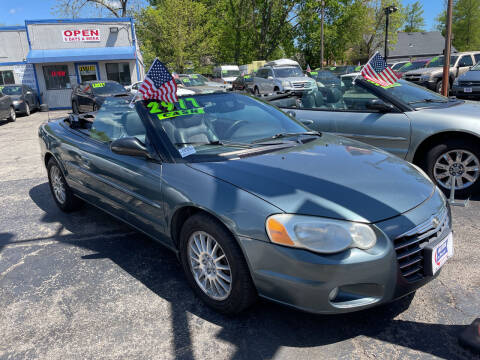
[[62, 29, 100, 42]]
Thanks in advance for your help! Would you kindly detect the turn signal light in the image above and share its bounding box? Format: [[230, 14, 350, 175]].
[[266, 218, 295, 246]]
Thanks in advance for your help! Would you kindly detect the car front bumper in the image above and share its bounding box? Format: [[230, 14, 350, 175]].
[[12, 101, 27, 113], [240, 189, 449, 314], [452, 85, 480, 99]]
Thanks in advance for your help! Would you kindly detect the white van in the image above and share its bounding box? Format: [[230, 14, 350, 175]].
[[213, 65, 240, 89]]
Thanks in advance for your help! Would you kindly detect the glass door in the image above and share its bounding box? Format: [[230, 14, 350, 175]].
[[78, 64, 98, 82]]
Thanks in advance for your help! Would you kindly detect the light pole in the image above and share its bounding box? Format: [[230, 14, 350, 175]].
[[384, 5, 398, 62], [320, 0, 325, 68]]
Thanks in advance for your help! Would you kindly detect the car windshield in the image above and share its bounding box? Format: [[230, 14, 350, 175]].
[[273, 67, 304, 78], [195, 74, 210, 82], [379, 79, 453, 108], [398, 61, 428, 72], [221, 70, 240, 77], [91, 82, 127, 95], [470, 62, 480, 71], [426, 55, 458, 68], [143, 93, 309, 158], [1, 86, 22, 95], [181, 76, 206, 86], [391, 62, 407, 70]]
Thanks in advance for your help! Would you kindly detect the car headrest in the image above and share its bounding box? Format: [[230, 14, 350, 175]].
[[324, 87, 342, 103]]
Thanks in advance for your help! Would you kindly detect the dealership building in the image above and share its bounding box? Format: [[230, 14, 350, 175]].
[[0, 18, 144, 109]]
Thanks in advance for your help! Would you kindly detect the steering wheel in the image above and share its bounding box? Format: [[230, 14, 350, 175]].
[[224, 120, 250, 139]]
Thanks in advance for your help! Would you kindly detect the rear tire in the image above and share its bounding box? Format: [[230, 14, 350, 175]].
[[179, 213, 257, 314], [47, 158, 83, 212], [422, 138, 480, 197], [254, 87, 260, 96], [7, 106, 16, 122], [435, 80, 443, 94]]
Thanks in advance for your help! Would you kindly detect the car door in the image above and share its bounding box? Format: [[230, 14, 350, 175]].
[[265, 68, 275, 93], [287, 82, 411, 159], [64, 102, 167, 242], [78, 84, 94, 113], [0, 89, 9, 118], [24, 86, 36, 107]]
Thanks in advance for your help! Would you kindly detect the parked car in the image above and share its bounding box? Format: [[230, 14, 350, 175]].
[[232, 74, 254, 92], [71, 80, 131, 113], [252, 59, 317, 95], [403, 52, 480, 93], [452, 61, 480, 100], [267, 75, 480, 196], [212, 65, 241, 89], [39, 93, 453, 315], [0, 87, 15, 122], [0, 84, 40, 116], [390, 61, 409, 71], [127, 80, 196, 97], [396, 59, 430, 76], [177, 75, 226, 94], [192, 74, 227, 90]]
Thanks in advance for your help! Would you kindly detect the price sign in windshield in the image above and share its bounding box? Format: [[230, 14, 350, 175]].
[[147, 97, 205, 120]]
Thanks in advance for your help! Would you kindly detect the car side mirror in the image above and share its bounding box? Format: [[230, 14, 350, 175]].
[[268, 76, 274, 80], [286, 110, 296, 118], [111, 137, 150, 158], [366, 99, 395, 113]]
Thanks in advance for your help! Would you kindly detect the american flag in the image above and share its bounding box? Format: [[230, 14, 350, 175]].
[[138, 58, 178, 103], [361, 52, 400, 87]]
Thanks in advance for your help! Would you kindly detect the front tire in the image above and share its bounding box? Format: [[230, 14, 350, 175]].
[[179, 213, 257, 314], [72, 101, 79, 114], [47, 158, 83, 212], [7, 106, 16, 122], [423, 138, 480, 197], [253, 87, 260, 96], [24, 102, 30, 116]]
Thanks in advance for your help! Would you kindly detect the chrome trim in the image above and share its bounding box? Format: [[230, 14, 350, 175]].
[[396, 207, 448, 239]]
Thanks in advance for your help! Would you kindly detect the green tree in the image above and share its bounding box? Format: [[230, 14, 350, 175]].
[[451, 0, 480, 51], [135, 0, 215, 72], [403, 1, 425, 32]]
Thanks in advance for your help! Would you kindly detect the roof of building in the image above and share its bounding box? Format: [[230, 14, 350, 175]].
[[389, 31, 456, 58]]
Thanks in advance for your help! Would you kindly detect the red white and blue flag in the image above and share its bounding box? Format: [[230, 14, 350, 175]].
[[138, 58, 178, 103], [361, 52, 400, 87]]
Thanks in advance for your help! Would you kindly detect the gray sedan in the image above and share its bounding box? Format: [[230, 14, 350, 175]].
[[452, 62, 480, 100], [39, 94, 452, 314], [268, 77, 480, 196]]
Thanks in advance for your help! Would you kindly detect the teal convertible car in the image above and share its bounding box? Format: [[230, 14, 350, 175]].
[[39, 93, 453, 314]]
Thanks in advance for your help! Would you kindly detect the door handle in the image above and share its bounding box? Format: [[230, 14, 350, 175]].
[[301, 119, 314, 126]]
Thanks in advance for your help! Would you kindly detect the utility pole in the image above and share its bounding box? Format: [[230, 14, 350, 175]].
[[384, 6, 398, 63], [320, 0, 325, 68], [442, 0, 453, 97]]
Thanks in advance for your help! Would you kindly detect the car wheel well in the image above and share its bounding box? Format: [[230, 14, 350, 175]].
[[170, 206, 236, 250], [413, 131, 480, 167], [273, 86, 279, 92], [44, 152, 53, 168]]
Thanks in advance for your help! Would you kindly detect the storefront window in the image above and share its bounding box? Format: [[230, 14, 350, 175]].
[[106, 63, 131, 85], [0, 71, 15, 85], [43, 65, 71, 90], [78, 64, 98, 82]]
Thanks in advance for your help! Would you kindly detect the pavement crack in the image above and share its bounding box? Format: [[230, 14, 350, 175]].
[[0, 248, 43, 277]]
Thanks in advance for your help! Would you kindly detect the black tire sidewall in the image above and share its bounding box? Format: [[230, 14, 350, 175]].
[[47, 158, 82, 212], [25, 102, 30, 116], [72, 101, 79, 114], [8, 106, 16, 122], [179, 213, 256, 314], [423, 138, 480, 196], [436, 80, 443, 93]]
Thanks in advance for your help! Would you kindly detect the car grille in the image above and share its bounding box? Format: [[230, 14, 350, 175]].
[[394, 208, 449, 282], [459, 81, 480, 86], [292, 82, 311, 89], [404, 74, 422, 82]]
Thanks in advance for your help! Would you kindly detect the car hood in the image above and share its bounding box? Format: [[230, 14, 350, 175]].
[[410, 100, 480, 120], [188, 135, 434, 223], [9, 95, 22, 101], [405, 67, 442, 76], [282, 76, 314, 83], [457, 70, 480, 82]]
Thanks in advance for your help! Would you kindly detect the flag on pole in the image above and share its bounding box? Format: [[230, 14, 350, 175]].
[[306, 64, 311, 72], [361, 52, 400, 87], [138, 58, 178, 103]]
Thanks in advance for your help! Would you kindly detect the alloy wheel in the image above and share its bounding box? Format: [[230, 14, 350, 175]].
[[50, 165, 66, 204], [188, 231, 232, 300], [434, 149, 480, 190]]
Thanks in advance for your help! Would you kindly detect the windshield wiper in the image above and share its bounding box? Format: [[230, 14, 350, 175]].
[[252, 131, 322, 143], [408, 98, 448, 105], [175, 140, 254, 148]]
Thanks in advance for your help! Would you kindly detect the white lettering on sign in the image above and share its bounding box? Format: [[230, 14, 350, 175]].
[[62, 29, 100, 42]]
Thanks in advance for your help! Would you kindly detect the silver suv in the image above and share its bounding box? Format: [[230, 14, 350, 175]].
[[403, 51, 480, 93], [252, 60, 317, 95]]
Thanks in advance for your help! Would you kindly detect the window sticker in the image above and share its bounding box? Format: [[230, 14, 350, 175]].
[[92, 82, 105, 88], [310, 71, 318, 75], [182, 78, 191, 83], [178, 145, 196, 158], [366, 79, 402, 89], [191, 75, 198, 79], [355, 66, 362, 71], [329, 67, 336, 70], [222, 70, 228, 74], [244, 75, 251, 79], [0, 86, 4, 91], [147, 97, 205, 120]]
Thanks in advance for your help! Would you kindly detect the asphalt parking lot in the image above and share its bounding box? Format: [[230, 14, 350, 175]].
[[0, 110, 479, 360]]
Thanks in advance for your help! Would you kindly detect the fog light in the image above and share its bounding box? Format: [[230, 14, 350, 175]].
[[329, 287, 339, 301]]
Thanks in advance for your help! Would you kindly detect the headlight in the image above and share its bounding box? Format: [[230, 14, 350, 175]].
[[453, 79, 459, 86], [282, 80, 292, 88], [13, 100, 23, 105], [266, 214, 377, 254]]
